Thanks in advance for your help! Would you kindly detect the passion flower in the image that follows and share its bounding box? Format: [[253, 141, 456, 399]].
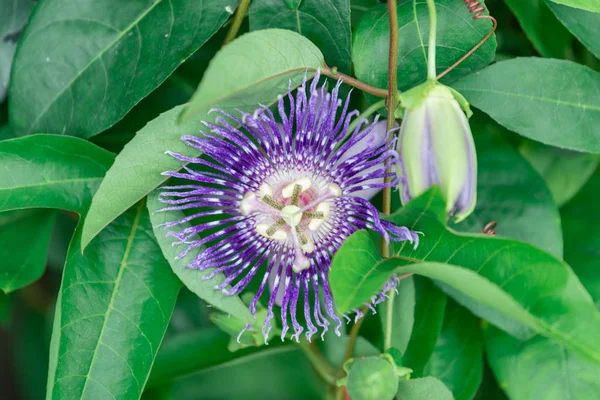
[[159, 71, 419, 342]]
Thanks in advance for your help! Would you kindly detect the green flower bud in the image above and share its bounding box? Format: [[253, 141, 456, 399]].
[[397, 81, 477, 222]]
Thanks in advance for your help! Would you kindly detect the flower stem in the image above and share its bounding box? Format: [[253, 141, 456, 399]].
[[298, 338, 337, 385], [382, 0, 398, 257], [347, 99, 387, 134], [383, 290, 395, 350], [426, 0, 438, 80], [320, 66, 389, 98], [223, 0, 251, 46]]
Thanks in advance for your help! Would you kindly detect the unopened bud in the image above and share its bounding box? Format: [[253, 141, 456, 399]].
[[397, 82, 477, 222]]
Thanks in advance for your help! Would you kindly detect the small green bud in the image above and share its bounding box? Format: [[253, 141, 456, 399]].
[[397, 81, 477, 222]]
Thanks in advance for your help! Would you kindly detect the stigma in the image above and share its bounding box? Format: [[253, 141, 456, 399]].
[[239, 178, 339, 272]]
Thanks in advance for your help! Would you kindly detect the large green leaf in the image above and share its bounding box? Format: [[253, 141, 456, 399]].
[[561, 175, 600, 306], [9, 0, 234, 138], [504, 0, 572, 58], [424, 300, 483, 400], [452, 116, 563, 257], [0, 135, 114, 215], [330, 189, 600, 364], [46, 202, 181, 400], [547, 1, 600, 59], [145, 345, 322, 400], [0, 0, 35, 101], [547, 0, 600, 12], [485, 325, 600, 399], [180, 28, 324, 121], [379, 276, 415, 354], [452, 58, 600, 153], [81, 28, 324, 249], [249, 0, 352, 73], [396, 377, 454, 400], [0, 209, 56, 293], [147, 191, 253, 323], [520, 141, 599, 207], [148, 327, 269, 387], [351, 0, 380, 26], [353, 0, 496, 94], [402, 277, 447, 377]]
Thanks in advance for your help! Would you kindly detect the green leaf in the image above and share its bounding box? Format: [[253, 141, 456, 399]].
[[396, 377, 454, 400], [46, 202, 181, 400], [353, 0, 496, 94], [504, 0, 572, 58], [148, 327, 267, 387], [452, 58, 600, 153], [147, 190, 253, 323], [452, 116, 563, 257], [520, 141, 599, 207], [402, 276, 447, 377], [330, 189, 600, 365], [81, 28, 324, 249], [379, 276, 415, 355], [424, 300, 483, 400], [344, 357, 399, 400], [0, 0, 35, 101], [351, 0, 380, 26], [0, 134, 114, 215], [180, 28, 324, 121], [9, 0, 235, 138], [547, 1, 600, 60], [485, 325, 600, 399], [0, 209, 56, 293], [547, 0, 600, 12], [249, 0, 352, 73], [561, 175, 600, 306], [145, 345, 323, 399]]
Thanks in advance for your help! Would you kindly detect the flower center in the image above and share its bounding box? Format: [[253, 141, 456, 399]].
[[280, 205, 302, 226], [239, 178, 342, 272]]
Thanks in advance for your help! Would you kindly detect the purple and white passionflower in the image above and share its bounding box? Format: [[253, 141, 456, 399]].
[[159, 71, 419, 342]]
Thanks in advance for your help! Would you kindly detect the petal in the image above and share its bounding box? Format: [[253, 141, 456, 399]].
[[341, 120, 395, 200]]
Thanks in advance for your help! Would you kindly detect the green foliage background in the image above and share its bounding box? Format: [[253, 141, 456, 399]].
[[1, 0, 599, 399]]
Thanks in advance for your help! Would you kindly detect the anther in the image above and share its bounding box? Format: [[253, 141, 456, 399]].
[[282, 178, 311, 198], [296, 226, 314, 253], [308, 202, 330, 231], [328, 183, 342, 197], [256, 223, 287, 241], [240, 192, 257, 216], [266, 219, 286, 236], [260, 183, 273, 198]]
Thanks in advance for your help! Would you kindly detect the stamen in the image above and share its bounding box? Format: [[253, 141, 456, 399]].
[[256, 223, 287, 241], [282, 178, 311, 198], [328, 183, 342, 197], [309, 202, 330, 231], [260, 183, 273, 198], [296, 225, 314, 253], [240, 192, 257, 216]]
